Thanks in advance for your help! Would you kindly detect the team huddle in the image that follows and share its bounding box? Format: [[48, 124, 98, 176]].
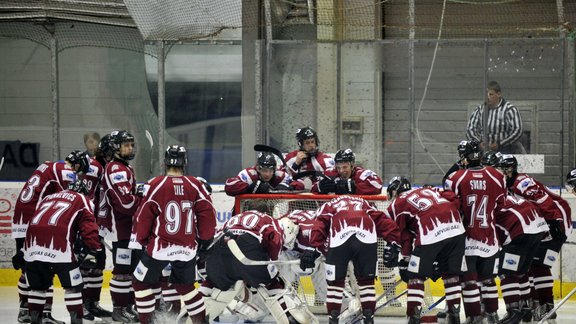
[[9, 126, 576, 324]]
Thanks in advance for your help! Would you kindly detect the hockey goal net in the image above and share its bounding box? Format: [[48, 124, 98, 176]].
[[233, 193, 435, 316]]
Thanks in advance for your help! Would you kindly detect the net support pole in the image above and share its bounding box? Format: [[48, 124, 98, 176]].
[[157, 40, 166, 173], [50, 31, 60, 161], [408, 0, 415, 180]]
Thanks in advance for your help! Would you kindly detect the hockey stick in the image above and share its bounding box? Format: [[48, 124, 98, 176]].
[[340, 278, 403, 316], [421, 295, 446, 316], [293, 170, 324, 180], [145, 130, 154, 178], [227, 239, 300, 266], [0, 156, 4, 172], [347, 289, 408, 324], [254, 144, 287, 168], [536, 286, 576, 324]]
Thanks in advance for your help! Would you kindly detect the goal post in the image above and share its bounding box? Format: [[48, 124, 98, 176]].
[[233, 193, 436, 316]]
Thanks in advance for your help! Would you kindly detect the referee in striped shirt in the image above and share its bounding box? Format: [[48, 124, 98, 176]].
[[466, 81, 525, 154]]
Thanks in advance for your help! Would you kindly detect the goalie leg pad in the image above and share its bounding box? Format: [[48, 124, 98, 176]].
[[256, 282, 318, 324], [204, 281, 244, 319]]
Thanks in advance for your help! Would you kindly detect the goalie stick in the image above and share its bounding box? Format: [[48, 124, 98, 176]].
[[227, 239, 300, 266], [536, 286, 576, 324], [254, 144, 287, 168]]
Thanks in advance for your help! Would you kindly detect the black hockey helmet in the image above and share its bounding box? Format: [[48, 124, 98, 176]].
[[110, 130, 136, 160], [164, 145, 187, 168], [65, 150, 91, 174], [494, 154, 518, 175], [481, 150, 501, 167], [335, 148, 355, 164], [98, 133, 114, 160], [256, 152, 277, 170], [458, 140, 482, 162], [68, 178, 89, 195], [386, 176, 411, 199], [296, 126, 319, 149], [566, 169, 576, 193]]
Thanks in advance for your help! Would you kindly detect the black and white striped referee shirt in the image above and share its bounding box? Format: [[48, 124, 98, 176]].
[[466, 98, 523, 147]]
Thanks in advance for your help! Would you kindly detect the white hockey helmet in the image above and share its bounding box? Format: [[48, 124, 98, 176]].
[[277, 217, 298, 250]]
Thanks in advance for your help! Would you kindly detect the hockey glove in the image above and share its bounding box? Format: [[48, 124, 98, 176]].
[[78, 248, 101, 269], [547, 220, 567, 243], [398, 258, 410, 283], [273, 183, 294, 192], [12, 250, 24, 270], [248, 180, 271, 194], [197, 239, 213, 263], [335, 179, 356, 194], [299, 250, 321, 271], [318, 177, 337, 193], [382, 242, 400, 268]]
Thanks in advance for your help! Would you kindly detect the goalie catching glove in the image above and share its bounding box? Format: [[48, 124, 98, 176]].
[[382, 242, 400, 268], [299, 249, 321, 271]]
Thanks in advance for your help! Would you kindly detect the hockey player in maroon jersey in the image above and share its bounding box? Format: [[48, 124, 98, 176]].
[[495, 154, 572, 322], [97, 129, 141, 323], [12, 150, 91, 324], [444, 140, 508, 324], [23, 178, 102, 324], [80, 133, 114, 321], [385, 177, 466, 324], [130, 145, 216, 324], [309, 195, 401, 324], [311, 148, 383, 195], [283, 126, 335, 184], [198, 202, 316, 324], [224, 151, 304, 196], [494, 194, 548, 324]]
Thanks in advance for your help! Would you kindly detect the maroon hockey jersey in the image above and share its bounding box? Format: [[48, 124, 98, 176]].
[[310, 167, 383, 195], [284, 209, 325, 253], [134, 175, 217, 261], [84, 157, 103, 200], [310, 195, 400, 250], [385, 188, 465, 256], [24, 190, 101, 263], [509, 173, 572, 233], [13, 161, 77, 239], [283, 150, 335, 177], [224, 166, 304, 196], [222, 211, 284, 261], [495, 195, 548, 245], [98, 159, 140, 241], [445, 166, 507, 257]]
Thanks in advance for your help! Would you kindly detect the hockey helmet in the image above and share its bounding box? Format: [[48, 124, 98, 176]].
[[334, 148, 355, 164], [296, 126, 319, 149], [256, 152, 277, 170], [457, 140, 482, 162], [65, 150, 91, 174], [68, 178, 89, 195], [566, 169, 576, 193], [481, 150, 502, 167], [386, 176, 411, 200], [495, 154, 518, 172], [165, 145, 187, 168], [110, 130, 136, 160], [278, 217, 298, 250]]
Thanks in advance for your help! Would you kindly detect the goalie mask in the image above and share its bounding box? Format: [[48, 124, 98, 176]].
[[277, 217, 298, 250], [110, 130, 136, 161], [386, 176, 411, 200], [65, 150, 91, 175]]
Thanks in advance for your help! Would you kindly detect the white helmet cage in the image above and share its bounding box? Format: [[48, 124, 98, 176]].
[[277, 217, 298, 250]]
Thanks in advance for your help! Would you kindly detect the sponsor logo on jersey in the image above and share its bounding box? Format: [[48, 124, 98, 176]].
[[73, 273, 81, 280], [111, 171, 128, 184], [547, 255, 556, 262], [118, 253, 130, 260], [505, 259, 517, 265], [87, 166, 98, 177], [410, 261, 417, 267], [136, 267, 144, 275], [62, 170, 75, 181], [241, 173, 248, 181], [326, 269, 333, 276]]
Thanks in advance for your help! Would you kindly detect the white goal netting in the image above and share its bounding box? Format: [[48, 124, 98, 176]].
[[234, 193, 436, 316]]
